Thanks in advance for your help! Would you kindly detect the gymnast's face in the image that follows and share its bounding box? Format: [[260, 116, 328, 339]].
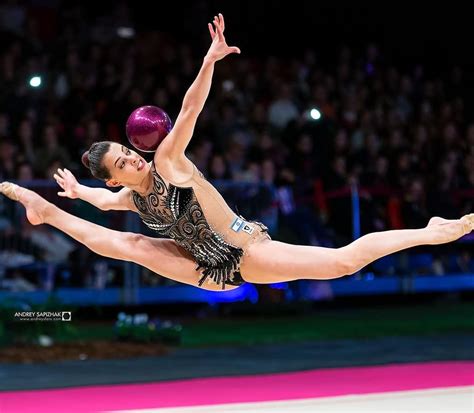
[[102, 143, 151, 187]]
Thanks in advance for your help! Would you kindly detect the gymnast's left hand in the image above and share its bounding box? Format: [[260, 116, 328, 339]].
[[205, 13, 240, 63]]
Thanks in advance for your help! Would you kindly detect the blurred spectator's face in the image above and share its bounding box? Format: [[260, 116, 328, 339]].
[[245, 73, 257, 90], [247, 162, 261, 181], [443, 123, 457, 143], [194, 140, 213, 162], [400, 76, 412, 95], [387, 110, 402, 128], [227, 141, 245, 159], [297, 134, 312, 154], [337, 63, 349, 80], [222, 105, 236, 121], [313, 85, 327, 102], [366, 133, 379, 153], [335, 130, 348, 150], [166, 75, 180, 94], [389, 130, 403, 147], [0, 142, 15, 161], [153, 88, 168, 108], [67, 51, 79, 69], [210, 155, 226, 179], [44, 125, 58, 146], [252, 104, 267, 123], [130, 88, 144, 107], [122, 58, 135, 78], [441, 160, 455, 178], [279, 84, 292, 100], [103, 61, 115, 78], [464, 154, 474, 172], [441, 103, 453, 120], [3, 54, 14, 79], [333, 157, 346, 175], [324, 75, 335, 91], [182, 56, 194, 77], [19, 120, 33, 140], [360, 111, 372, 128], [375, 157, 388, 176], [259, 133, 273, 150], [415, 125, 428, 143], [445, 150, 459, 164], [90, 45, 102, 62], [398, 153, 410, 170], [17, 164, 33, 181], [420, 98, 431, 111], [87, 120, 100, 140], [409, 180, 425, 200], [261, 159, 275, 183], [423, 81, 435, 98]]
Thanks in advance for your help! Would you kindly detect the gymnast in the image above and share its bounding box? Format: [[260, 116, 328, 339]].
[[1, 14, 473, 290]]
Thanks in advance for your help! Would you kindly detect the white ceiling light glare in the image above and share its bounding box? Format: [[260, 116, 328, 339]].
[[117, 27, 135, 38], [310, 108, 321, 120], [29, 76, 42, 87]]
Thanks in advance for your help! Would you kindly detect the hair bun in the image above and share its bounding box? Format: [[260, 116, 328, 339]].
[[81, 151, 90, 169]]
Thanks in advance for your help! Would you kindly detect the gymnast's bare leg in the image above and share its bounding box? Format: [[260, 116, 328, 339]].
[[0, 183, 227, 291], [241, 217, 473, 283]]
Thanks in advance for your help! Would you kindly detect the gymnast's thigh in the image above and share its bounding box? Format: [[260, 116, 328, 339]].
[[128, 235, 239, 291], [240, 239, 346, 283]]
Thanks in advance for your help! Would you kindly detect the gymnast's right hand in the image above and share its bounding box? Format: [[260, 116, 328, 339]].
[[54, 168, 80, 199]]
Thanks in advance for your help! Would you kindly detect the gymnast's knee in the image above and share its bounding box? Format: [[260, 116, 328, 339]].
[[123, 232, 146, 244], [116, 232, 148, 260], [334, 248, 360, 277]]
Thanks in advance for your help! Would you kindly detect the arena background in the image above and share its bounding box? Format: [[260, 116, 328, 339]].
[[0, 1, 473, 412]]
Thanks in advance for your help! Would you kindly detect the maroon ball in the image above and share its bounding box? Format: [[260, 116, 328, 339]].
[[126, 106, 173, 152]]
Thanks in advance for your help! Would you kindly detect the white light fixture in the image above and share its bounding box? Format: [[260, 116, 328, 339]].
[[310, 108, 321, 120], [29, 76, 42, 87]]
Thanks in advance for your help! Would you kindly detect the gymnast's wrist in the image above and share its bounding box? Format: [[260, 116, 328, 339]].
[[203, 55, 217, 65], [74, 184, 87, 198]]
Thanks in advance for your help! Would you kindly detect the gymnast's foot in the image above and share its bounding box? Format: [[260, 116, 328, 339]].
[[462, 214, 474, 234], [426, 214, 474, 244], [0, 182, 49, 225]]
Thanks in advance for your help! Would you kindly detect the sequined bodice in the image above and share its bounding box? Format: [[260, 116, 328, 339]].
[[131, 163, 244, 289]]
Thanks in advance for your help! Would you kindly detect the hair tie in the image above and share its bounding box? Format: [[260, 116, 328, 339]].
[[81, 151, 90, 168]]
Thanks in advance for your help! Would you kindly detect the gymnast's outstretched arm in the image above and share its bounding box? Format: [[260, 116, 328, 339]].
[[156, 13, 240, 172], [53, 168, 135, 211]]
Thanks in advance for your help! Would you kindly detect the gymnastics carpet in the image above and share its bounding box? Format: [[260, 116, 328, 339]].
[[1, 361, 473, 412]]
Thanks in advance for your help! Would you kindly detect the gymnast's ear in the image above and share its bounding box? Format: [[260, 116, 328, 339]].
[[105, 179, 121, 188]]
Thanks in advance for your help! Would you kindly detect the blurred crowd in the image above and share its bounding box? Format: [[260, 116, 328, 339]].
[[0, 1, 473, 290]]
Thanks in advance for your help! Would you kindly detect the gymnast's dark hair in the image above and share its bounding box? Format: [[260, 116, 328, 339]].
[[81, 141, 113, 180]]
